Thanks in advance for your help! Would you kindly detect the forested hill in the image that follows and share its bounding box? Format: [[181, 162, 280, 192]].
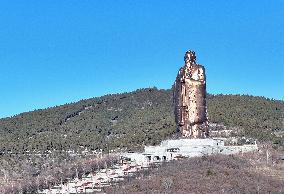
[[0, 88, 283, 153]]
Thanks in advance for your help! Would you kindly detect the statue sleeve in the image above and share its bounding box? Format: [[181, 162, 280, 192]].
[[173, 68, 185, 126]]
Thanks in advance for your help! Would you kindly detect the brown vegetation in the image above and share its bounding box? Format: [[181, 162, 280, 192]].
[[0, 155, 118, 194], [106, 150, 284, 194]]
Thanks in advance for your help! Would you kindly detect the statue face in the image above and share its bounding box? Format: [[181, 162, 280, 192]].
[[186, 53, 193, 61], [184, 51, 196, 64]]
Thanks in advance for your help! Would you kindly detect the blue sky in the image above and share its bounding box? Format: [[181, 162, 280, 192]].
[[0, 0, 283, 118]]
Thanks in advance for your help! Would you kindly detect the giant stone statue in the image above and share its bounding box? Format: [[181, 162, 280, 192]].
[[173, 50, 209, 138]]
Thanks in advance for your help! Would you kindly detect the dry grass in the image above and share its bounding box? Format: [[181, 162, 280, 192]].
[[0, 155, 119, 194], [106, 149, 284, 194]]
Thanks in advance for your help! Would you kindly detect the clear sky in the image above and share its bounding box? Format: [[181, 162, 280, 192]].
[[0, 0, 283, 118]]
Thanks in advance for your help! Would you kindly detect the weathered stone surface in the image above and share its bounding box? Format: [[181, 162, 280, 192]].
[[173, 50, 209, 138]]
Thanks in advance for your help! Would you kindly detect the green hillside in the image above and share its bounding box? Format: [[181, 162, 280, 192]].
[[0, 88, 283, 154]]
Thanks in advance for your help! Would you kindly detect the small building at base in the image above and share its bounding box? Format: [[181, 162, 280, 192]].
[[122, 138, 258, 165]]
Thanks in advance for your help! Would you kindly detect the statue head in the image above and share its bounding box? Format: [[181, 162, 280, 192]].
[[184, 50, 196, 65]]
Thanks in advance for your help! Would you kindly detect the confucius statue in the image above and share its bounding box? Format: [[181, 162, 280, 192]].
[[173, 50, 209, 138]]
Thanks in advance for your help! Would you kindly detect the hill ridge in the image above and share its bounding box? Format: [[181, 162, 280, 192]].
[[0, 87, 283, 154]]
